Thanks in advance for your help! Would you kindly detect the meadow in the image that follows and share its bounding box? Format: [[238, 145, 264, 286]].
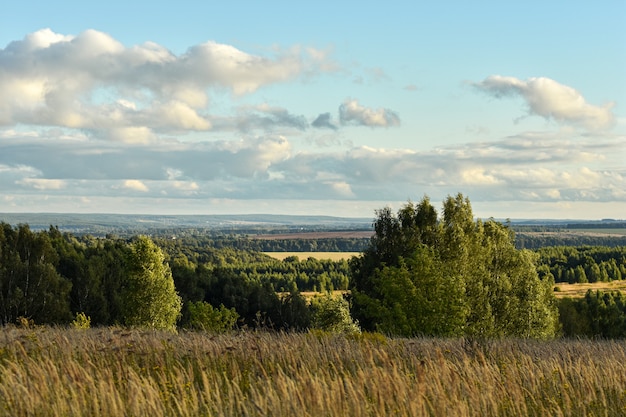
[[263, 251, 360, 261], [1, 327, 625, 416], [554, 279, 626, 298]]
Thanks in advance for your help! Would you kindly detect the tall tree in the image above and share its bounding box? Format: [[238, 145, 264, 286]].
[[120, 236, 182, 331]]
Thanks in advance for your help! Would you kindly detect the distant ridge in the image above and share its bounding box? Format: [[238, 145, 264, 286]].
[[0, 213, 373, 235], [1, 213, 623, 237]]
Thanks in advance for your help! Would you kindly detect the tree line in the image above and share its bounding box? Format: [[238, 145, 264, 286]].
[[515, 234, 626, 249], [535, 246, 626, 283], [1, 194, 626, 337]]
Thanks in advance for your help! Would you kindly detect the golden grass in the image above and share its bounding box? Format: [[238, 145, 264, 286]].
[[1, 327, 625, 416], [263, 251, 360, 261], [554, 280, 626, 298]]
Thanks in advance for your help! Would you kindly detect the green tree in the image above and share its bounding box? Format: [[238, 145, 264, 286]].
[[352, 248, 466, 336], [121, 236, 182, 331], [0, 224, 72, 324], [350, 194, 559, 338], [311, 293, 360, 335]]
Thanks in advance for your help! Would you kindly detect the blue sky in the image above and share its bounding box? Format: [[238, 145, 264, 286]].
[[1, 1, 625, 219]]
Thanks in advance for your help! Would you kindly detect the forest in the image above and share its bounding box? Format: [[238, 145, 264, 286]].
[[1, 194, 626, 338]]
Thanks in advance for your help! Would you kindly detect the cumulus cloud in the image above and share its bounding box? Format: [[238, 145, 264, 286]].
[[473, 75, 615, 131], [339, 99, 400, 127], [0, 29, 330, 133]]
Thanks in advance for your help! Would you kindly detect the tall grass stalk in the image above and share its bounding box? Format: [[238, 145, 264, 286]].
[[0, 327, 625, 416]]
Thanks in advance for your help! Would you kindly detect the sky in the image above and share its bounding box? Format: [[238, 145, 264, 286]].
[[1, 1, 625, 220]]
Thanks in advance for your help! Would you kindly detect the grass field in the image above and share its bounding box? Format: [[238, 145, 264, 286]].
[[264, 251, 360, 261], [518, 228, 626, 238], [562, 228, 626, 236], [1, 327, 625, 416], [553, 280, 626, 298]]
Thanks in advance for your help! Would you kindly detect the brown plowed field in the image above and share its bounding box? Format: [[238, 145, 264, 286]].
[[251, 231, 373, 240]]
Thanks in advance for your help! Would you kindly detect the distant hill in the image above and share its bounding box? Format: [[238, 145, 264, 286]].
[[0, 213, 374, 236], [1, 213, 624, 246]]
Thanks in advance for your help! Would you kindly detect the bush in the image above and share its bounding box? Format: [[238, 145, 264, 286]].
[[183, 301, 239, 332], [311, 293, 360, 335], [71, 312, 91, 330]]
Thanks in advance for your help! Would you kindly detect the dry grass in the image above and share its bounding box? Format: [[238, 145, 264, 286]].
[[554, 280, 626, 298], [263, 251, 360, 261], [253, 231, 373, 240], [1, 327, 625, 416]]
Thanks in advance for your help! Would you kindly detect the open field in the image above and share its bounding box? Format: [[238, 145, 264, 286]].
[[553, 280, 626, 298], [1, 327, 625, 416], [519, 229, 626, 238], [264, 251, 360, 261], [253, 231, 373, 240], [562, 228, 626, 236]]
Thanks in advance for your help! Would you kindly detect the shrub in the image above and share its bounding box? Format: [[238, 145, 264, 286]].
[[183, 301, 239, 332], [311, 293, 360, 335], [71, 312, 91, 330]]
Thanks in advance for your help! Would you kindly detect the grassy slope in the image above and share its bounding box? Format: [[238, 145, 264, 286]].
[[0, 327, 625, 416]]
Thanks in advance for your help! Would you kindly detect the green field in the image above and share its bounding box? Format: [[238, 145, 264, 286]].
[[263, 251, 360, 261], [1, 327, 625, 416]]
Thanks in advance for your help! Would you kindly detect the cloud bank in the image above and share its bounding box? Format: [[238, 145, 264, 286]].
[[0, 29, 622, 218], [2, 129, 623, 206]]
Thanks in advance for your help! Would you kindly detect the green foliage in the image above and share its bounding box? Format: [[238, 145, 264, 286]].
[[535, 246, 626, 283], [559, 290, 626, 338], [120, 236, 182, 331], [47, 227, 127, 325], [3, 218, 626, 337], [71, 312, 91, 329], [311, 293, 360, 335], [351, 194, 559, 338], [278, 291, 312, 331], [515, 233, 626, 249], [353, 249, 466, 337], [0, 223, 72, 325], [183, 301, 239, 332], [159, 236, 352, 293]]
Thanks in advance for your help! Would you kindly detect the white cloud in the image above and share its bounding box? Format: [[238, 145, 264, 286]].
[[0, 163, 40, 177], [16, 178, 66, 190], [339, 99, 400, 128], [102, 127, 156, 144], [328, 181, 355, 197], [121, 180, 149, 192], [170, 181, 199, 192], [149, 101, 211, 130], [473, 75, 615, 131], [0, 29, 331, 133], [460, 168, 502, 185]]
